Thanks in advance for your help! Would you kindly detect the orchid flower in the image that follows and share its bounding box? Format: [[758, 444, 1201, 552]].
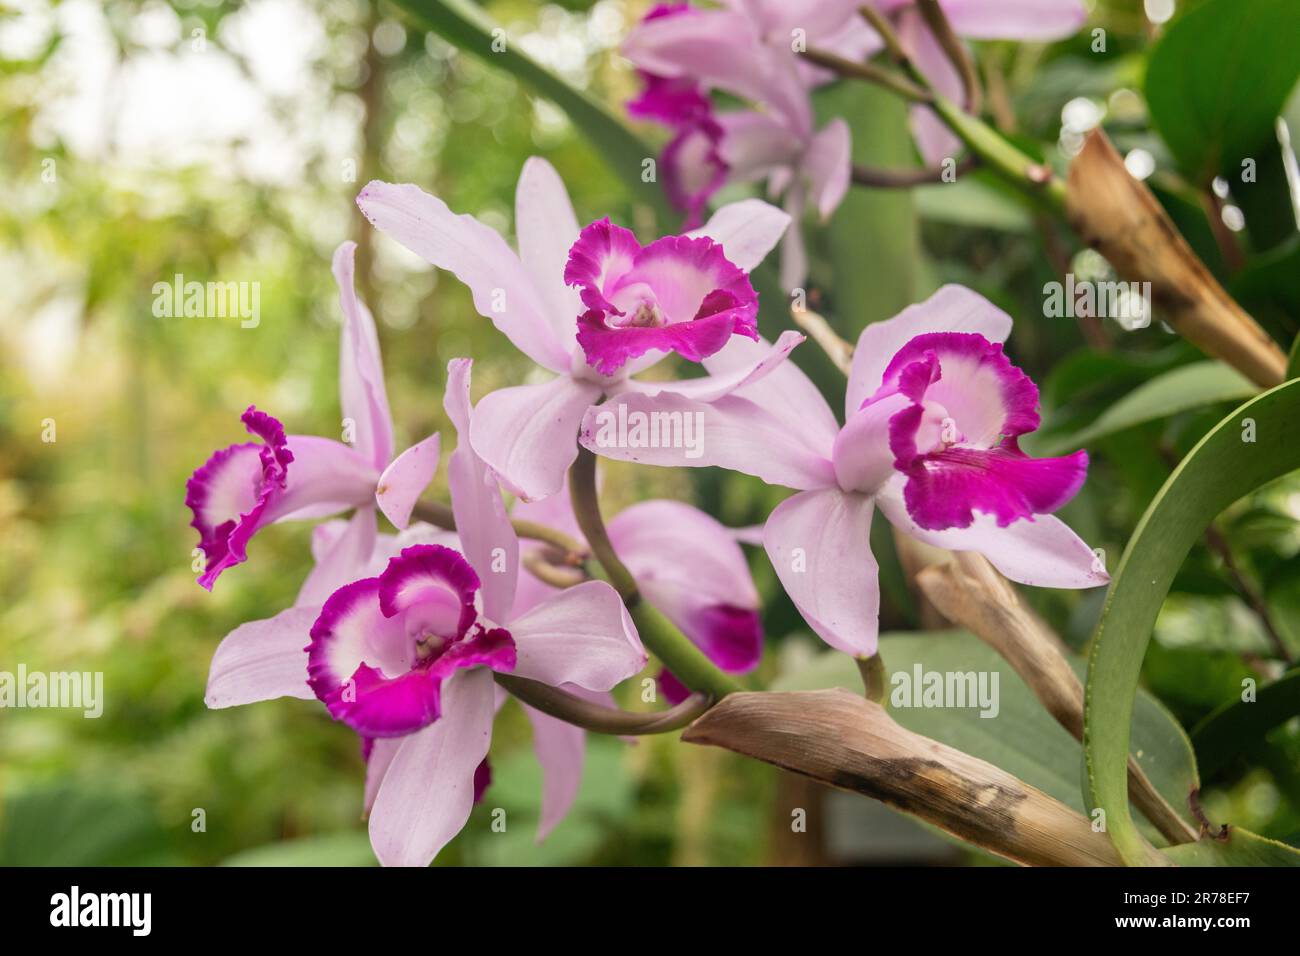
[[622, 2, 859, 289], [355, 157, 796, 503], [578, 285, 1109, 656], [185, 242, 441, 590], [205, 357, 645, 866], [512, 477, 763, 703], [863, 0, 1088, 164]]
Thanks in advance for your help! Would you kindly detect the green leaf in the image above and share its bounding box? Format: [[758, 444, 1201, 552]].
[[1191, 667, 1300, 779], [1084, 379, 1300, 865], [775, 631, 1197, 837], [1163, 827, 1300, 865], [220, 831, 377, 867], [0, 784, 180, 866], [1145, 0, 1300, 185], [1034, 362, 1257, 456], [389, 0, 673, 223]]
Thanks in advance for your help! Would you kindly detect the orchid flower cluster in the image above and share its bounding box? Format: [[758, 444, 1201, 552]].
[[621, 0, 1086, 288], [189, 151, 1107, 866]]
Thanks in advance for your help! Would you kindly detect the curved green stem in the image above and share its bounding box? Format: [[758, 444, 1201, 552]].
[[496, 673, 711, 735], [569, 447, 743, 699]]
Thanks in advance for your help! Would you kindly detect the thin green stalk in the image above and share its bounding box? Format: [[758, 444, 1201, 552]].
[[569, 447, 743, 699]]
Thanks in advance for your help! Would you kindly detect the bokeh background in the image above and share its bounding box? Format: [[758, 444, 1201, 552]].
[[2, 0, 1298, 865]]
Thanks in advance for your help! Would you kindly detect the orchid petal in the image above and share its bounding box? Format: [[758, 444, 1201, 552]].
[[333, 241, 394, 470], [942, 0, 1087, 41], [515, 157, 584, 357], [297, 507, 379, 608], [508, 581, 646, 691], [363, 737, 402, 815], [445, 359, 520, 620], [523, 703, 585, 842], [356, 181, 572, 374], [900, 9, 966, 166], [803, 118, 852, 220], [846, 285, 1014, 416], [763, 488, 880, 656], [205, 606, 318, 708], [687, 198, 791, 272], [368, 668, 496, 867], [468, 374, 603, 503], [375, 432, 440, 531]]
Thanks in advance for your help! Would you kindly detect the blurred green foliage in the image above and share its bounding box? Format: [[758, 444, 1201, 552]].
[[1, 0, 1298, 865]]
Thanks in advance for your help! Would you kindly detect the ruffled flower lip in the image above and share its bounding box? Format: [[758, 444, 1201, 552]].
[[565, 219, 759, 376], [186, 405, 294, 591], [867, 333, 1089, 532], [306, 544, 516, 739]]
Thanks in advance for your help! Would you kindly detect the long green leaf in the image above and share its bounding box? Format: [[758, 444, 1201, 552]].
[[1145, 0, 1300, 185], [390, 0, 673, 223], [1191, 667, 1300, 779], [1035, 361, 1257, 456], [1084, 380, 1300, 865]]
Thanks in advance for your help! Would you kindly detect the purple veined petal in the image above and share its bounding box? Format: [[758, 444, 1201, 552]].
[[703, 332, 843, 456], [296, 507, 379, 608], [522, 703, 585, 842], [333, 241, 394, 471], [368, 667, 496, 867], [661, 117, 730, 230], [622, 6, 813, 136], [846, 285, 1014, 416], [608, 500, 762, 673], [468, 374, 603, 503], [803, 118, 852, 221], [443, 359, 520, 620], [764, 487, 881, 656], [875, 475, 1109, 588], [898, 8, 967, 166], [376, 544, 480, 635], [686, 197, 792, 273], [205, 605, 319, 709], [626, 330, 805, 403], [514, 157, 584, 359], [940, 0, 1088, 41], [508, 580, 647, 691], [579, 391, 837, 492], [363, 737, 402, 815], [375, 432, 440, 531], [875, 331, 1040, 447], [356, 180, 573, 374]]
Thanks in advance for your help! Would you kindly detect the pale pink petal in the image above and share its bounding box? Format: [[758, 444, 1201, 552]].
[[579, 391, 837, 491], [268, 436, 379, 522], [715, 110, 801, 184], [803, 118, 852, 220], [942, 0, 1087, 41], [205, 606, 318, 708], [445, 359, 518, 623], [296, 507, 379, 608], [687, 198, 791, 272], [846, 285, 1014, 416], [875, 476, 1109, 588], [508, 581, 646, 691], [523, 703, 585, 842], [468, 375, 603, 503], [333, 241, 394, 471], [368, 668, 496, 867], [375, 432, 440, 531], [831, 393, 912, 494], [763, 488, 880, 656], [363, 737, 402, 814], [703, 332, 842, 455], [778, 185, 808, 291], [356, 181, 572, 374], [515, 157, 584, 358], [899, 9, 967, 165], [626, 330, 806, 403]]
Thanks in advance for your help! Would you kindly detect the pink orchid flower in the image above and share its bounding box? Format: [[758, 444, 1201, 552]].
[[355, 157, 798, 503], [185, 242, 441, 590], [622, 2, 858, 289], [578, 285, 1109, 657], [205, 357, 646, 866], [864, 0, 1087, 164], [512, 476, 763, 703]]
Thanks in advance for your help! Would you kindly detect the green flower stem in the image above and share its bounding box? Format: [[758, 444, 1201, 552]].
[[569, 447, 743, 700]]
